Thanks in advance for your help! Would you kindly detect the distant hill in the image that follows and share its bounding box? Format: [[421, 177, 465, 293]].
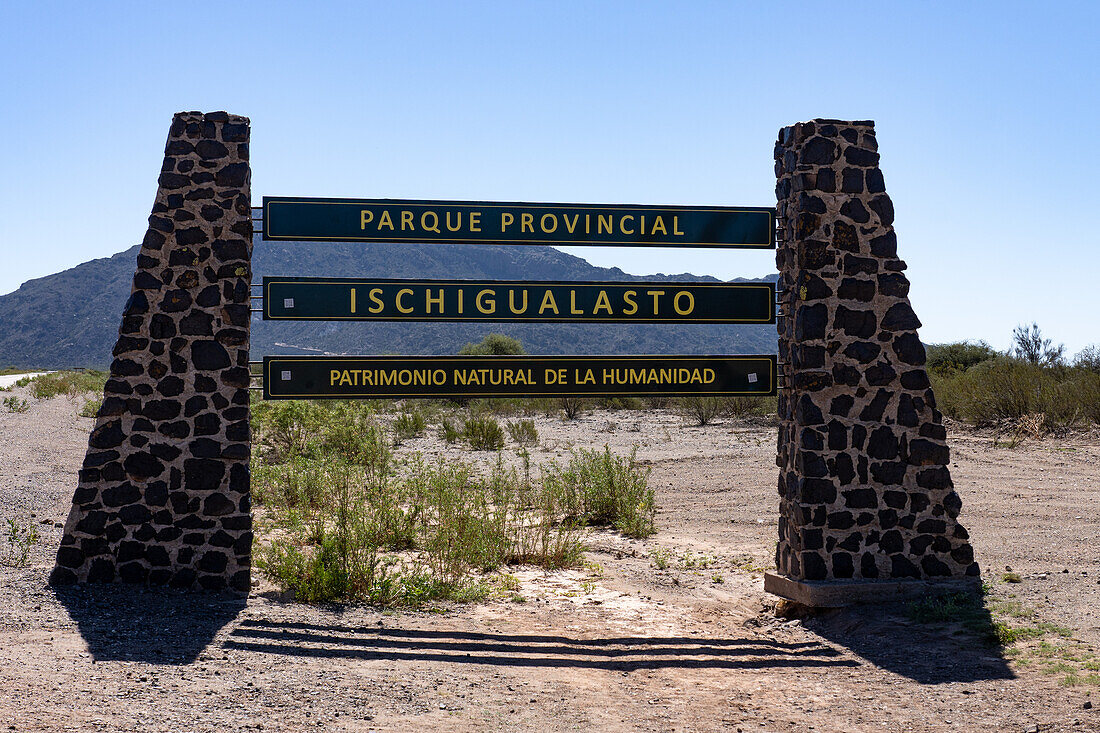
[[0, 238, 778, 369]]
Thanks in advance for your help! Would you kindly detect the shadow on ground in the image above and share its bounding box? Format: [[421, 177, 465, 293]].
[[52, 584, 245, 664], [805, 603, 1016, 684], [223, 619, 861, 672]]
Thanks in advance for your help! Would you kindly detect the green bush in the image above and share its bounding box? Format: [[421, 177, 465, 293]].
[[3, 396, 29, 413], [677, 396, 724, 426], [255, 450, 584, 604], [458, 333, 526, 356], [932, 357, 1100, 431], [26, 370, 107, 399], [725, 395, 775, 418], [392, 408, 427, 444], [506, 419, 539, 447], [2, 516, 39, 567], [926, 341, 1000, 376], [438, 417, 461, 444], [559, 396, 585, 420], [463, 415, 505, 450], [543, 446, 655, 538], [78, 398, 101, 418]]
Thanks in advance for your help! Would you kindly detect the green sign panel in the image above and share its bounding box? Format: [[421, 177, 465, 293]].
[[262, 197, 775, 248], [261, 355, 776, 400], [262, 278, 775, 324]]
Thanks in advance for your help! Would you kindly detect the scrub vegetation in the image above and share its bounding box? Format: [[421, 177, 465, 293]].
[[250, 397, 655, 604], [929, 325, 1100, 435]]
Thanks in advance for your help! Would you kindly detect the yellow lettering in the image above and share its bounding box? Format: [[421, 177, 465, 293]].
[[396, 288, 414, 314], [647, 290, 665, 315], [563, 213, 579, 233], [597, 214, 612, 234], [458, 289, 464, 314], [651, 216, 667, 235], [426, 288, 444, 314], [540, 213, 558, 233], [521, 212, 534, 232], [421, 211, 440, 233], [360, 210, 374, 229], [476, 289, 496, 314], [339, 370, 352, 387], [378, 210, 394, 230], [330, 369, 340, 386], [673, 290, 694, 315], [508, 289, 528, 314], [400, 210, 414, 230], [619, 214, 634, 235], [469, 211, 481, 232], [350, 287, 356, 314], [569, 290, 582, 315], [622, 290, 638, 315], [368, 288, 384, 314], [539, 290, 559, 314], [673, 215, 684, 236], [593, 290, 613, 315], [501, 212, 514, 232], [445, 211, 462, 232]]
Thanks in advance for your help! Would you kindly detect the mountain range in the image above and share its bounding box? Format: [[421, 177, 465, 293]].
[[0, 239, 778, 369]]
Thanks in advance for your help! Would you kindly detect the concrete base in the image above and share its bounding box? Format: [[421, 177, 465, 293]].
[[764, 572, 981, 608]]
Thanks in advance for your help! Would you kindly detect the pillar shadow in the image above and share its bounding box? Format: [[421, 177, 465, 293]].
[[803, 602, 1016, 684], [52, 584, 246, 664], [221, 619, 862, 672]]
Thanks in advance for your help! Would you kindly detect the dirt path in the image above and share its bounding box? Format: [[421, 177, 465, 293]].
[[1, 388, 1098, 732]]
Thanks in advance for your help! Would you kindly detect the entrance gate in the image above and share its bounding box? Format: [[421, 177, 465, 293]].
[[50, 112, 978, 604]]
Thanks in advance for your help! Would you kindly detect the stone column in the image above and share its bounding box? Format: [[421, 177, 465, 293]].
[[50, 111, 253, 593], [767, 119, 979, 606]]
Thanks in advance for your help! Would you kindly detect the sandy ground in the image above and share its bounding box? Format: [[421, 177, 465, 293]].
[[1, 384, 1098, 732]]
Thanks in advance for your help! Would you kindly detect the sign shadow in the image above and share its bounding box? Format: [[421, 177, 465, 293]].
[[803, 603, 1016, 684], [52, 584, 246, 664], [222, 619, 861, 672]]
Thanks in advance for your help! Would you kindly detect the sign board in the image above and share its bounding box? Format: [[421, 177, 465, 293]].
[[262, 355, 776, 400], [262, 278, 776, 324], [262, 197, 775, 248]]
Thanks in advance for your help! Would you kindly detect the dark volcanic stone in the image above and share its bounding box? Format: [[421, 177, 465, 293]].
[[881, 302, 921, 331], [192, 340, 231, 370]]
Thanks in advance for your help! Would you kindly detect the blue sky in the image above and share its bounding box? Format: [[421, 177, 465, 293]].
[[1, 1, 1097, 353]]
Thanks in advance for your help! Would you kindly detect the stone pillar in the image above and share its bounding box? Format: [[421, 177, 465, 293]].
[[767, 119, 979, 605], [50, 111, 253, 593]]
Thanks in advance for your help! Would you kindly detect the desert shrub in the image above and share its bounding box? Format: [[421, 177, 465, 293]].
[[643, 395, 672, 410], [506, 419, 539, 447], [315, 401, 380, 462], [27, 370, 107, 399], [725, 395, 775, 418], [251, 399, 325, 461], [2, 516, 39, 567], [392, 408, 427, 444], [78, 398, 101, 418], [596, 397, 644, 410], [559, 396, 586, 420], [458, 333, 526, 356], [933, 357, 1100, 431], [1012, 322, 1065, 366], [438, 417, 461, 443], [463, 415, 505, 450], [543, 446, 655, 538], [926, 341, 1000, 376], [678, 395, 725, 426], [1074, 344, 1100, 373], [3, 396, 29, 413], [256, 449, 584, 604]]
